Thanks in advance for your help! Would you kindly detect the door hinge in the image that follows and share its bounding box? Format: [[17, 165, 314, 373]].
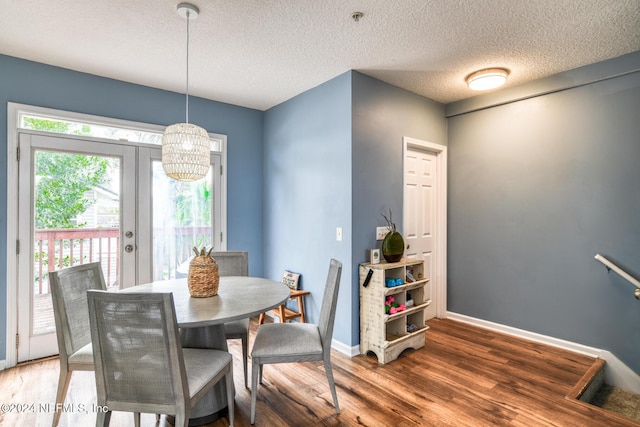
[[220, 164, 223, 175], [17, 146, 20, 161], [15, 333, 19, 349], [16, 240, 19, 255], [220, 232, 223, 243]]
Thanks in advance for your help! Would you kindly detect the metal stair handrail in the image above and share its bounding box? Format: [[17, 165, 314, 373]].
[[595, 254, 640, 300]]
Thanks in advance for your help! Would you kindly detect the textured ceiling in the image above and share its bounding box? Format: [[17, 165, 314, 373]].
[[1, 0, 639, 111]]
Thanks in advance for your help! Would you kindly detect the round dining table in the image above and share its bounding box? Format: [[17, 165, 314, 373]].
[[120, 276, 290, 425]]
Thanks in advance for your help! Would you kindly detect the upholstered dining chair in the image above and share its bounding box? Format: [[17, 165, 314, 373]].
[[49, 262, 106, 427], [87, 291, 235, 427], [250, 259, 342, 424], [213, 251, 250, 388]]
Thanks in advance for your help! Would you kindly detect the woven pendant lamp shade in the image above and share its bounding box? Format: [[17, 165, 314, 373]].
[[161, 3, 210, 182], [162, 123, 210, 181]]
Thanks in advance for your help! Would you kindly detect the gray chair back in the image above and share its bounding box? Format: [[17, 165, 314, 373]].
[[49, 262, 107, 361], [317, 259, 342, 351], [211, 251, 248, 276], [87, 291, 188, 415], [249, 258, 343, 423], [214, 251, 250, 388]]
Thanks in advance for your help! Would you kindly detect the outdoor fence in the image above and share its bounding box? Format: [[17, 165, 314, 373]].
[[33, 226, 211, 294]]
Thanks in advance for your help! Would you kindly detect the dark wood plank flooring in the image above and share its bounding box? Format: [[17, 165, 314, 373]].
[[1, 318, 637, 426]]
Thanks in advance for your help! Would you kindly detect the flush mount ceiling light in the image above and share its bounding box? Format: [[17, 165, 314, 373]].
[[162, 2, 210, 182], [465, 68, 509, 91]]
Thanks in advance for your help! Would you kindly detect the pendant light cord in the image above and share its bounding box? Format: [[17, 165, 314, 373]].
[[185, 9, 191, 124]]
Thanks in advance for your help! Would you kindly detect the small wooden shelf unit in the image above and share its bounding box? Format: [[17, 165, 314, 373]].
[[259, 289, 310, 324], [359, 259, 431, 364]]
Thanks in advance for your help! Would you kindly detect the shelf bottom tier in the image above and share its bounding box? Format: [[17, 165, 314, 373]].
[[364, 327, 427, 364]]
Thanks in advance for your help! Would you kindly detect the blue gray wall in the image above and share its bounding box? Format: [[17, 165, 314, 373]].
[[262, 71, 447, 347], [2, 51, 639, 370], [446, 52, 640, 373], [352, 72, 447, 345], [0, 55, 264, 361], [263, 72, 353, 345]]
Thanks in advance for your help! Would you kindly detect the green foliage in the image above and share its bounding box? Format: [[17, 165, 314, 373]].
[[23, 117, 70, 133], [25, 117, 110, 229], [174, 180, 212, 226], [23, 117, 92, 136], [35, 151, 109, 229]]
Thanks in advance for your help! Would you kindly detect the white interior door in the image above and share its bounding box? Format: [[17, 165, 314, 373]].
[[404, 145, 437, 320], [17, 132, 136, 362], [403, 137, 447, 320]]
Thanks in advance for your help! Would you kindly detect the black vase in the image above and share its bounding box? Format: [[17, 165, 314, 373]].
[[382, 231, 404, 263]]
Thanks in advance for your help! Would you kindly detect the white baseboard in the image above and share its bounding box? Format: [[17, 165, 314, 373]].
[[0, 359, 5, 371], [446, 312, 640, 393], [331, 339, 359, 357]]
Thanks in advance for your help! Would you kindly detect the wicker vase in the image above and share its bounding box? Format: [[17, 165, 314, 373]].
[[188, 247, 219, 297]]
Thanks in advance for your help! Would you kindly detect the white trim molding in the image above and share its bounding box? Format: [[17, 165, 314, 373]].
[[5, 105, 20, 369], [446, 312, 640, 393], [332, 339, 359, 357], [402, 137, 448, 318]]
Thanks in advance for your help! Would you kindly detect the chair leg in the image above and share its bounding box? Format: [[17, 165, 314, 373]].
[[323, 357, 340, 414], [242, 333, 249, 389], [52, 368, 73, 427], [297, 295, 306, 323], [225, 367, 235, 427], [133, 412, 141, 427], [175, 414, 188, 427], [96, 410, 111, 427], [250, 359, 260, 424]]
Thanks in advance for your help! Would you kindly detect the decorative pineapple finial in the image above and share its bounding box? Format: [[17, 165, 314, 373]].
[[193, 246, 214, 257]]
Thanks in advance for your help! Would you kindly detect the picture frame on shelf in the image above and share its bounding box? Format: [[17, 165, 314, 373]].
[[370, 249, 380, 265]]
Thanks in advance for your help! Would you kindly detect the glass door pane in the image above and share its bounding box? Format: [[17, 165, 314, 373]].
[[18, 132, 136, 362], [151, 161, 214, 281], [32, 150, 122, 335]]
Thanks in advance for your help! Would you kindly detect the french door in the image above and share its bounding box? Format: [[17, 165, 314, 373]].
[[16, 131, 220, 362]]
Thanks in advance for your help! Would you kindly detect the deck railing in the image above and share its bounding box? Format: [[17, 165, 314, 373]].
[[34, 228, 119, 293], [33, 227, 212, 295]]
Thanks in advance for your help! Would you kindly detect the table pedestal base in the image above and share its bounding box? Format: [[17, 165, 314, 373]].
[[166, 408, 228, 427]]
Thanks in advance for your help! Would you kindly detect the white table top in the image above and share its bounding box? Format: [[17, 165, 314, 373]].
[[120, 276, 290, 328]]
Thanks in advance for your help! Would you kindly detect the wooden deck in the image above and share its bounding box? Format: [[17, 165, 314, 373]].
[[33, 293, 55, 334], [33, 287, 117, 335], [3, 318, 638, 426]]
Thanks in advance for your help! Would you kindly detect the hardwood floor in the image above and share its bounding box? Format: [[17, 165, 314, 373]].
[[1, 318, 637, 426]]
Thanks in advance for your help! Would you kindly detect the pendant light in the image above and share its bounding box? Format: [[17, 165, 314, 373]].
[[162, 3, 210, 182]]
